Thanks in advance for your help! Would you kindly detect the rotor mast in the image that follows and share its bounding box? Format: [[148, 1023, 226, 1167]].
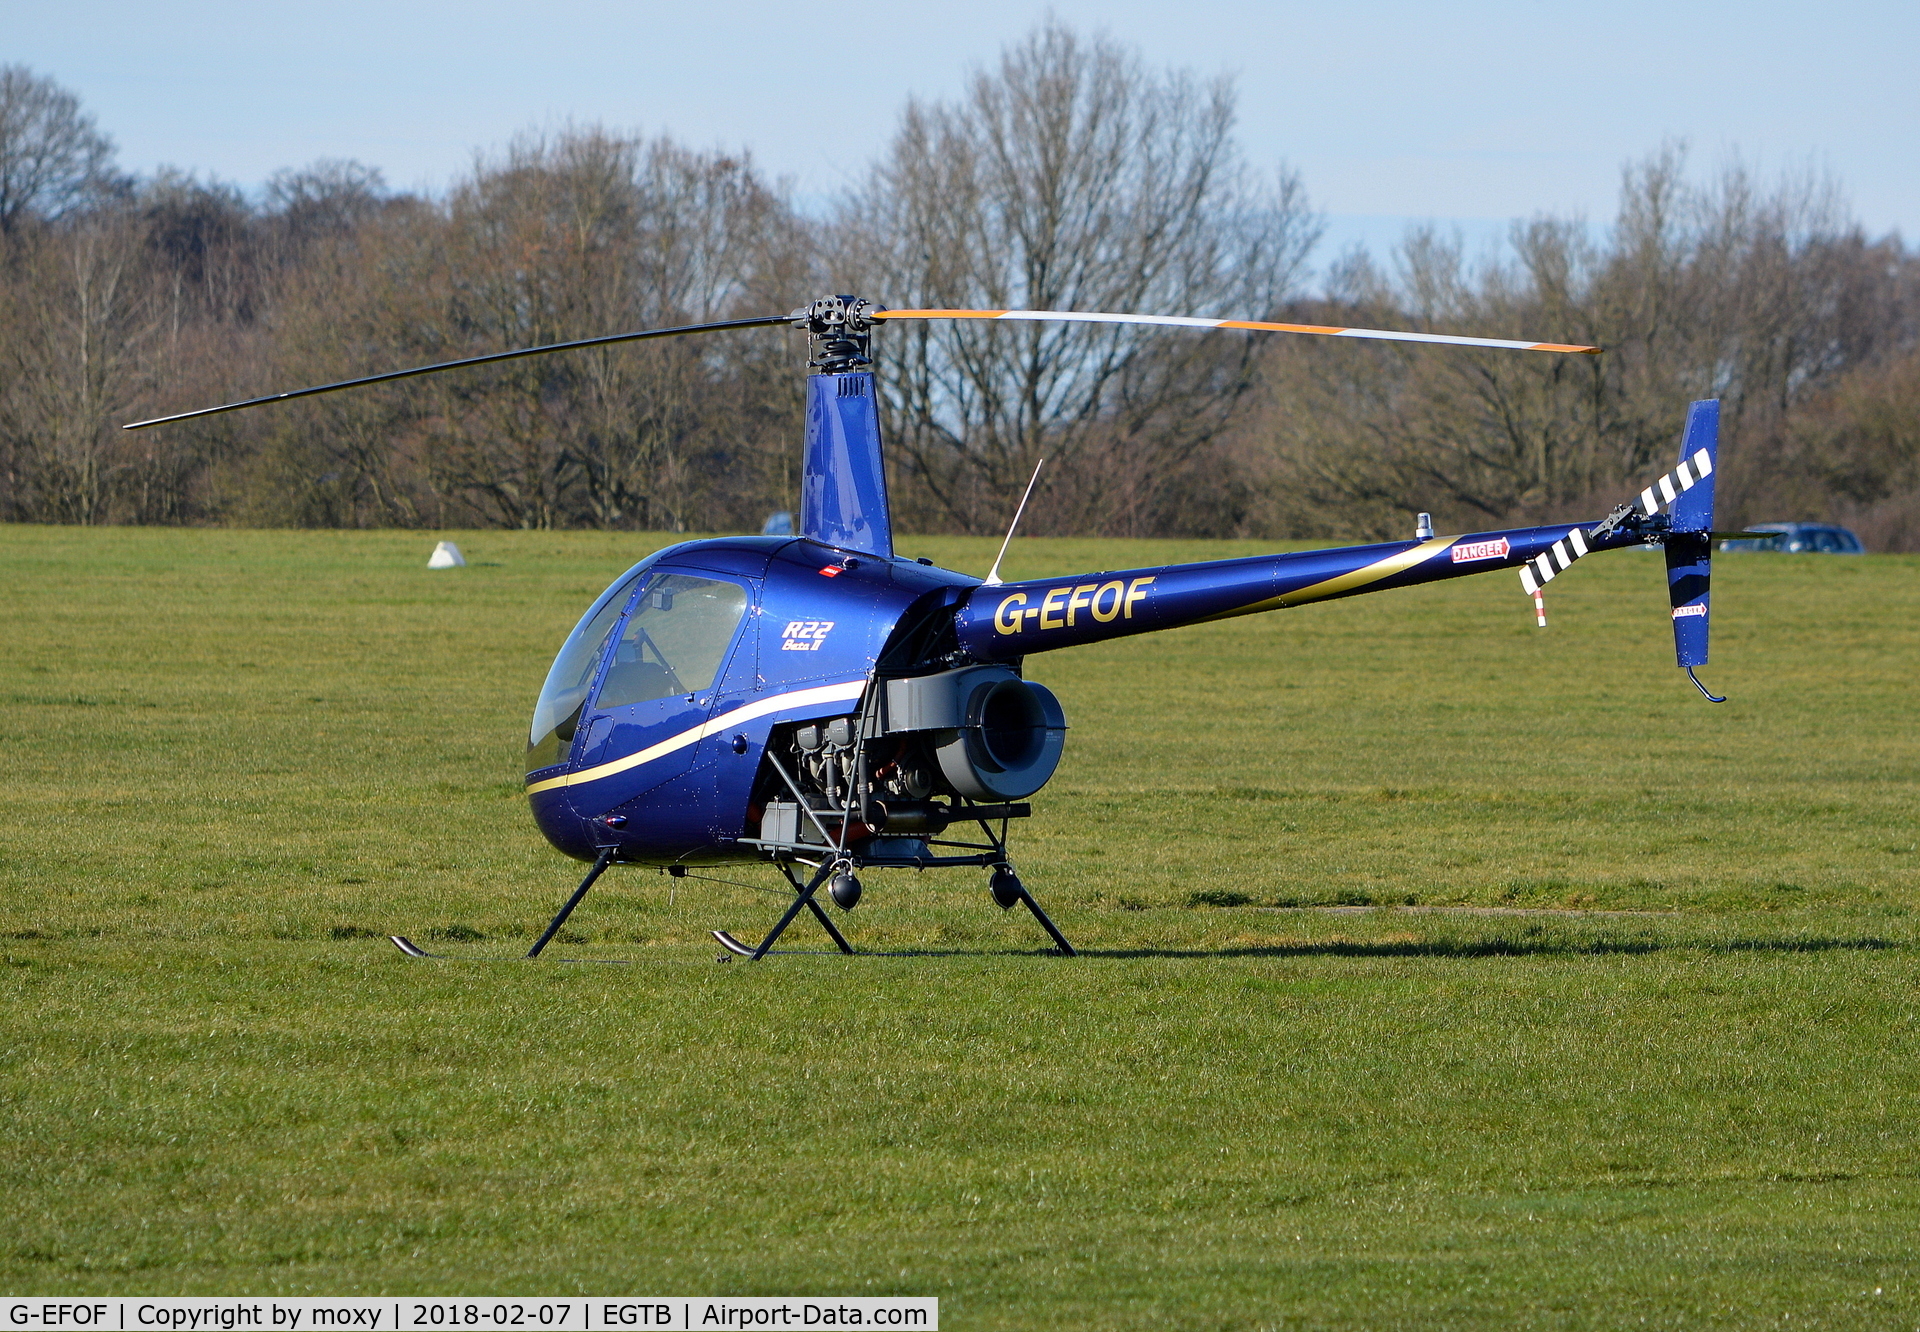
[[790, 296, 894, 558]]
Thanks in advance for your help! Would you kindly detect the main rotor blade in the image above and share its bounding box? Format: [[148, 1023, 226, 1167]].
[[870, 308, 1601, 355], [121, 313, 793, 430]]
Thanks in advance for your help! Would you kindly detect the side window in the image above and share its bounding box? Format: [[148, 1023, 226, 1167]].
[[596, 574, 749, 709]]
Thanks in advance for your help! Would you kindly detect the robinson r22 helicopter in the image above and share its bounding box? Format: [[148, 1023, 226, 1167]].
[[127, 296, 1744, 960]]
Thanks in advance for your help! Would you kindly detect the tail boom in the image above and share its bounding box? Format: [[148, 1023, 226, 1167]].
[[953, 520, 1648, 660], [953, 401, 1726, 682]]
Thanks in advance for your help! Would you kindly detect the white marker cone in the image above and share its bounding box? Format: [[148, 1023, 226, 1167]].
[[427, 540, 466, 569]]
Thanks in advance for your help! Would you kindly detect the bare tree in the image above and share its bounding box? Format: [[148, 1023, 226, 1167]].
[[5, 61, 1910, 545], [265, 159, 388, 243], [562, 136, 806, 529], [841, 22, 1320, 535], [238, 189, 447, 527], [0, 209, 161, 521], [424, 127, 808, 529], [1250, 146, 1907, 540], [431, 128, 664, 529], [0, 66, 121, 234]]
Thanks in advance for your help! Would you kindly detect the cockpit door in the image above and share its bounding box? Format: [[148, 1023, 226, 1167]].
[[572, 571, 753, 800]]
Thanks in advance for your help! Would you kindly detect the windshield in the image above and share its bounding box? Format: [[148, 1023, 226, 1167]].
[[526, 570, 646, 775], [597, 574, 749, 708]]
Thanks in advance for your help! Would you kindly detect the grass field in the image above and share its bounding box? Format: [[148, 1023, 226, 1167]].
[[3, 524, 1918, 1327]]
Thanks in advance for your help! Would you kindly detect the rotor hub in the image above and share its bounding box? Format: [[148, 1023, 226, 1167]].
[[791, 294, 881, 374]]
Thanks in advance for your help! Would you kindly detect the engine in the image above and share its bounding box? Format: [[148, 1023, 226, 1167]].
[[756, 665, 1067, 848]]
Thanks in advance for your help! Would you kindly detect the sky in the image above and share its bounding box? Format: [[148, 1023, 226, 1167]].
[[10, 1, 1917, 276]]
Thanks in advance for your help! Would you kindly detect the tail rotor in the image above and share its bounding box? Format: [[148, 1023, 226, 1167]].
[[1518, 398, 1732, 701]]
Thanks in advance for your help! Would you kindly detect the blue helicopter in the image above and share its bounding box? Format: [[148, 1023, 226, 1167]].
[[126, 295, 1746, 961]]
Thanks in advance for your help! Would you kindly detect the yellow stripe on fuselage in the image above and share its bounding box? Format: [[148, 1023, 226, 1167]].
[[1197, 536, 1457, 622], [524, 678, 868, 796]]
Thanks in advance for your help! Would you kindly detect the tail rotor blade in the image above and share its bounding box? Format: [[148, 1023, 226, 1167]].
[[1517, 525, 1591, 597], [1629, 434, 1716, 526]]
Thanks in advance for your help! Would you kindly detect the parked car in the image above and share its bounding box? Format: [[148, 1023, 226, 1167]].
[[1719, 523, 1865, 554]]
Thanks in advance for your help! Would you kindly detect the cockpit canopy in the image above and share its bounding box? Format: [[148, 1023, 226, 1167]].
[[526, 562, 750, 776], [596, 575, 747, 709]]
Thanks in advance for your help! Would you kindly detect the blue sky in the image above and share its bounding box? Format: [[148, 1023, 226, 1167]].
[[12, 1, 1916, 274]]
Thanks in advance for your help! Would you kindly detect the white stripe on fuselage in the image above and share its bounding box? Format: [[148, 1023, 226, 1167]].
[[525, 677, 867, 795]]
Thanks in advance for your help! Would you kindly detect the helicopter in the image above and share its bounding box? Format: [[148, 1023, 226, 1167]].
[[126, 295, 1748, 961]]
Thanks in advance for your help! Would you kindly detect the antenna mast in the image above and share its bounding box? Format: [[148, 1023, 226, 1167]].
[[983, 457, 1047, 587]]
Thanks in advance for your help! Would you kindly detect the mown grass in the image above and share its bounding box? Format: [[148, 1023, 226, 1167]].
[[2, 524, 1918, 1327]]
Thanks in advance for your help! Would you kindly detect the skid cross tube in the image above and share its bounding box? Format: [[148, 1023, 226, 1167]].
[[749, 861, 838, 960], [779, 861, 856, 954], [1007, 872, 1076, 956], [527, 846, 616, 958]]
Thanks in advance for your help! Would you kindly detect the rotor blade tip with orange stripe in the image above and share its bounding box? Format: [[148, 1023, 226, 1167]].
[[872, 308, 1600, 354]]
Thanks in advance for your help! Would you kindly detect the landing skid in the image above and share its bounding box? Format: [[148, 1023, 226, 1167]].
[[400, 838, 1074, 964], [716, 858, 1075, 961], [709, 929, 846, 959], [712, 929, 757, 957], [387, 935, 632, 965]]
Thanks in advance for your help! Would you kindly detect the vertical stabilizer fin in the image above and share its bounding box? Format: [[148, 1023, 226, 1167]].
[[1666, 400, 1719, 690], [1667, 400, 1718, 534]]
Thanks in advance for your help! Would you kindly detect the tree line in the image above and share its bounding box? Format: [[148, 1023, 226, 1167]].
[[3, 27, 1917, 547]]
